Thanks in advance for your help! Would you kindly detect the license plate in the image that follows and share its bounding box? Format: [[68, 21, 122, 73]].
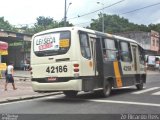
[[48, 77, 57, 81]]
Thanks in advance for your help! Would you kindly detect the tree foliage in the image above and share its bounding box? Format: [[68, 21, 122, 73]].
[[148, 24, 160, 32], [36, 16, 53, 27], [0, 15, 160, 35], [89, 14, 152, 33], [0, 17, 17, 31], [22, 16, 73, 34]]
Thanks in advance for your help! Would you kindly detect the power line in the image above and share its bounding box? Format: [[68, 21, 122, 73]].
[[120, 2, 160, 15], [68, 0, 125, 20], [15, 1, 160, 27], [73, 1, 160, 26], [14, 0, 125, 27], [74, 21, 92, 26], [14, 23, 35, 28]]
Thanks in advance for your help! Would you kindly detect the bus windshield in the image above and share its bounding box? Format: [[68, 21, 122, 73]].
[[33, 31, 71, 57]]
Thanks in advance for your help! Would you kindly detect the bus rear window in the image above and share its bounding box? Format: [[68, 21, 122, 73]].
[[33, 31, 71, 56]]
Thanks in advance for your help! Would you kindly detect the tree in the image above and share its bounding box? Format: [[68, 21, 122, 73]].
[[3, 14, 159, 35], [89, 14, 149, 33], [21, 16, 58, 34], [0, 17, 16, 31], [36, 16, 53, 28], [148, 24, 160, 33], [21, 16, 73, 34]]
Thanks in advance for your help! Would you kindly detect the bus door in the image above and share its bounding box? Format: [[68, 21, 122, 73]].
[[79, 32, 98, 91], [131, 44, 140, 74], [90, 37, 96, 74], [90, 36, 102, 88], [79, 32, 93, 76]]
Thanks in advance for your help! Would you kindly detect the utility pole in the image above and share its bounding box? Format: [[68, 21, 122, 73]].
[[97, 2, 104, 32], [64, 0, 67, 27], [64, 0, 72, 27]]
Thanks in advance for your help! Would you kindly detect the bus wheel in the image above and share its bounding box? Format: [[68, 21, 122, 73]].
[[100, 81, 112, 97], [63, 91, 78, 97], [136, 78, 144, 90]]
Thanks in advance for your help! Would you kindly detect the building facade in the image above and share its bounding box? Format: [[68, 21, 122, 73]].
[[0, 30, 32, 69], [150, 30, 159, 52]]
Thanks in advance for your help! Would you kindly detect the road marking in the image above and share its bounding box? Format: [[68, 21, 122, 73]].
[[43, 96, 160, 107], [152, 91, 160, 95], [1, 93, 160, 108], [89, 99, 160, 107], [131, 87, 160, 94]]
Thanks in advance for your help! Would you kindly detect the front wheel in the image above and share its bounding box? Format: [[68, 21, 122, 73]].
[[63, 91, 78, 97]]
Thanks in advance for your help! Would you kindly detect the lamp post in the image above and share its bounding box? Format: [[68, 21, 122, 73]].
[[64, 0, 72, 27], [97, 2, 104, 32]]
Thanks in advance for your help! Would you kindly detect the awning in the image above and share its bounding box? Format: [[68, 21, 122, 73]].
[[0, 41, 8, 55], [0, 41, 8, 50]]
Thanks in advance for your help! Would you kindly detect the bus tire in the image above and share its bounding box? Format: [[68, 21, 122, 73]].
[[63, 91, 78, 97], [100, 80, 112, 97], [136, 78, 144, 90]]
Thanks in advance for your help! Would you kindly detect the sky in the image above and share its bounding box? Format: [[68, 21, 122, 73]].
[[0, 0, 160, 27]]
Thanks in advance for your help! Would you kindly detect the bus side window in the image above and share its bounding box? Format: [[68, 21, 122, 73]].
[[138, 46, 145, 65], [79, 32, 91, 59], [120, 41, 132, 62], [102, 38, 118, 61]]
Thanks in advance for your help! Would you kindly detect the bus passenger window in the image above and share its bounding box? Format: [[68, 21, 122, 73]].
[[120, 42, 132, 62], [79, 33, 91, 59], [138, 46, 145, 65], [102, 38, 117, 61]]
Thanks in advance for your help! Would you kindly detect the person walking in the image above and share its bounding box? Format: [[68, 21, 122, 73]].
[[4, 62, 17, 91]]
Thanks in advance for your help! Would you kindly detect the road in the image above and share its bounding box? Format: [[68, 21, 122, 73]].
[[0, 74, 160, 120]]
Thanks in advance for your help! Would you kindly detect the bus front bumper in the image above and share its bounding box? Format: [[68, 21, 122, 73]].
[[32, 79, 82, 92]]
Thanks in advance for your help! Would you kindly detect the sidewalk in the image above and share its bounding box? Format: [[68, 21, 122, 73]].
[[0, 70, 159, 103], [0, 70, 60, 103], [147, 70, 160, 75]]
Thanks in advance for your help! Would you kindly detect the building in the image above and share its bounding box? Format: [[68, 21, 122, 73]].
[[0, 30, 32, 69], [150, 30, 159, 52]]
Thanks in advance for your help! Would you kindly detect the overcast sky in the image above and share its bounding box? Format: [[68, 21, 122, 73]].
[[0, 0, 160, 27]]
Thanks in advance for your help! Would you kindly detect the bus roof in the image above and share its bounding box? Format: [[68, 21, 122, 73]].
[[33, 26, 139, 45]]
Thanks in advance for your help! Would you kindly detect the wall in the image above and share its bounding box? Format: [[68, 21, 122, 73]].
[[150, 30, 159, 51]]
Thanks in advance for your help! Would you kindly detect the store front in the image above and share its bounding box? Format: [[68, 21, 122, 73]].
[[0, 30, 32, 69]]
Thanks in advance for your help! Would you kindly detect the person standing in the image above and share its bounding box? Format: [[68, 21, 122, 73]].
[[159, 59, 160, 72], [5, 62, 17, 91]]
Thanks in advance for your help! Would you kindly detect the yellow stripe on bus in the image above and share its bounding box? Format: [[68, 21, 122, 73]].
[[113, 61, 122, 88]]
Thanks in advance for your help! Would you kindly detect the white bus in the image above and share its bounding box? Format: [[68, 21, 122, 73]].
[[31, 27, 146, 97]]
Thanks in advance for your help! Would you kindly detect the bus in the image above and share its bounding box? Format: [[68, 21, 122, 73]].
[[31, 27, 146, 97]]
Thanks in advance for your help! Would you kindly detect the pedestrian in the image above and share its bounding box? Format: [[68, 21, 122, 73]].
[[4, 62, 17, 91], [24, 59, 27, 71], [159, 59, 160, 72], [24, 58, 30, 71]]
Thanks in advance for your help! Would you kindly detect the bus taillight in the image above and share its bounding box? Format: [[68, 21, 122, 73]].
[[74, 68, 79, 72], [73, 64, 79, 72], [73, 64, 79, 67]]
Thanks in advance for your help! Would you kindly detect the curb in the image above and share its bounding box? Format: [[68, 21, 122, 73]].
[[0, 92, 62, 104]]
